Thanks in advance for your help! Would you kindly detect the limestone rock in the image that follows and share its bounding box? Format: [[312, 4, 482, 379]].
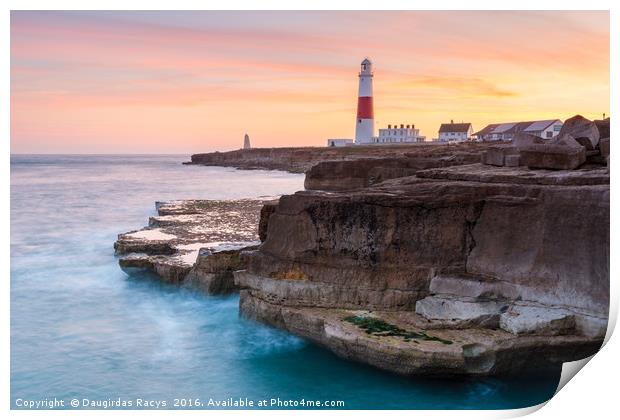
[[428, 275, 520, 300], [552, 133, 584, 148], [238, 162, 608, 374], [114, 199, 264, 285], [417, 163, 608, 186], [499, 306, 575, 336], [504, 154, 520, 167], [575, 315, 608, 338], [482, 145, 520, 167], [512, 132, 543, 150], [258, 199, 279, 242], [189, 142, 492, 175], [305, 146, 484, 191], [415, 296, 506, 328], [594, 118, 610, 140], [184, 246, 257, 294], [239, 294, 602, 376], [519, 142, 586, 170], [558, 115, 600, 150], [600, 137, 610, 159]]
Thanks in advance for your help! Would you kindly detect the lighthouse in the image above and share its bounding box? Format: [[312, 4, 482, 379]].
[[355, 58, 375, 144]]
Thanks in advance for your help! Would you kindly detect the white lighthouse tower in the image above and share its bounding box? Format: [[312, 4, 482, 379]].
[[355, 58, 375, 144]]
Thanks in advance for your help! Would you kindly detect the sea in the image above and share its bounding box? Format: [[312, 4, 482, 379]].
[[10, 154, 561, 410]]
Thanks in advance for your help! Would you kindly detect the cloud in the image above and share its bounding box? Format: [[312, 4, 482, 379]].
[[383, 75, 516, 98]]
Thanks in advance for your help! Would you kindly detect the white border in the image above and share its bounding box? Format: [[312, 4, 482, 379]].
[[3, 1, 617, 420]]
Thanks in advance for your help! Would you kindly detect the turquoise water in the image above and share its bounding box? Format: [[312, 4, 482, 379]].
[[10, 154, 560, 410]]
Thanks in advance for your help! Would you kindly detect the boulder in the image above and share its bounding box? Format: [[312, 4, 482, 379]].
[[520, 141, 586, 170], [558, 115, 600, 150], [415, 296, 506, 327], [499, 306, 575, 336], [512, 132, 543, 150], [552, 133, 584, 148], [504, 154, 520, 167], [600, 137, 610, 159], [594, 118, 610, 140], [482, 145, 519, 166]]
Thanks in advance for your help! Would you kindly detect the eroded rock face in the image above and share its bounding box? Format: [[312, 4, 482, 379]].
[[185, 246, 257, 294], [237, 164, 609, 375], [304, 143, 487, 191]]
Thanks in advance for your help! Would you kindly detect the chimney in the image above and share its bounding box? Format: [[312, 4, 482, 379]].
[[388, 124, 391, 129], [451, 119, 454, 124]]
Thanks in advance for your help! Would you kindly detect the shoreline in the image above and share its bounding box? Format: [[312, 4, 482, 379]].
[[186, 142, 492, 174], [117, 116, 609, 377]]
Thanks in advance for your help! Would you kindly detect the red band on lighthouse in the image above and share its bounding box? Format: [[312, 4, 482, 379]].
[[356, 97, 374, 119]]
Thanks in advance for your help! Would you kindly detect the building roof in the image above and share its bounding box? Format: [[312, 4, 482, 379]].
[[473, 119, 561, 137], [439, 123, 472, 133]]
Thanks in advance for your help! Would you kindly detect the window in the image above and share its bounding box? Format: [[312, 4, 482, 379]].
[[546, 131, 553, 138]]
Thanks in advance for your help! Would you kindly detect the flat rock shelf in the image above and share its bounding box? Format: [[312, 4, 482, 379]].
[[114, 199, 268, 291]]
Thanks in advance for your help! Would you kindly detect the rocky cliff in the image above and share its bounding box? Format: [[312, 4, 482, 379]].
[[304, 143, 488, 191], [119, 115, 610, 377], [236, 160, 609, 375], [188, 143, 484, 174]]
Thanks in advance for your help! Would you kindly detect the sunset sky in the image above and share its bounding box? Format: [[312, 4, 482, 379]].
[[11, 11, 609, 154]]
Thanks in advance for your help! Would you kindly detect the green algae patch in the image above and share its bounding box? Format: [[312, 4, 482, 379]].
[[343, 315, 453, 345]]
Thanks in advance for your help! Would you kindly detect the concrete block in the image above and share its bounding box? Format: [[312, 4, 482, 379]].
[[520, 144, 586, 170]]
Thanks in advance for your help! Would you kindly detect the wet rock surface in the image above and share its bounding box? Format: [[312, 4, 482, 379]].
[[114, 199, 265, 287]]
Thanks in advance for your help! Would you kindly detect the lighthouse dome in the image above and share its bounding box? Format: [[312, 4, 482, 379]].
[[360, 57, 373, 75]]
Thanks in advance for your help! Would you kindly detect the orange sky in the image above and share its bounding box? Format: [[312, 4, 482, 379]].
[[11, 11, 610, 153]]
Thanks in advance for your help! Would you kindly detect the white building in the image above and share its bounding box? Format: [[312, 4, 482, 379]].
[[473, 119, 563, 141], [373, 124, 425, 144], [437, 121, 473, 142], [327, 138, 354, 147]]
